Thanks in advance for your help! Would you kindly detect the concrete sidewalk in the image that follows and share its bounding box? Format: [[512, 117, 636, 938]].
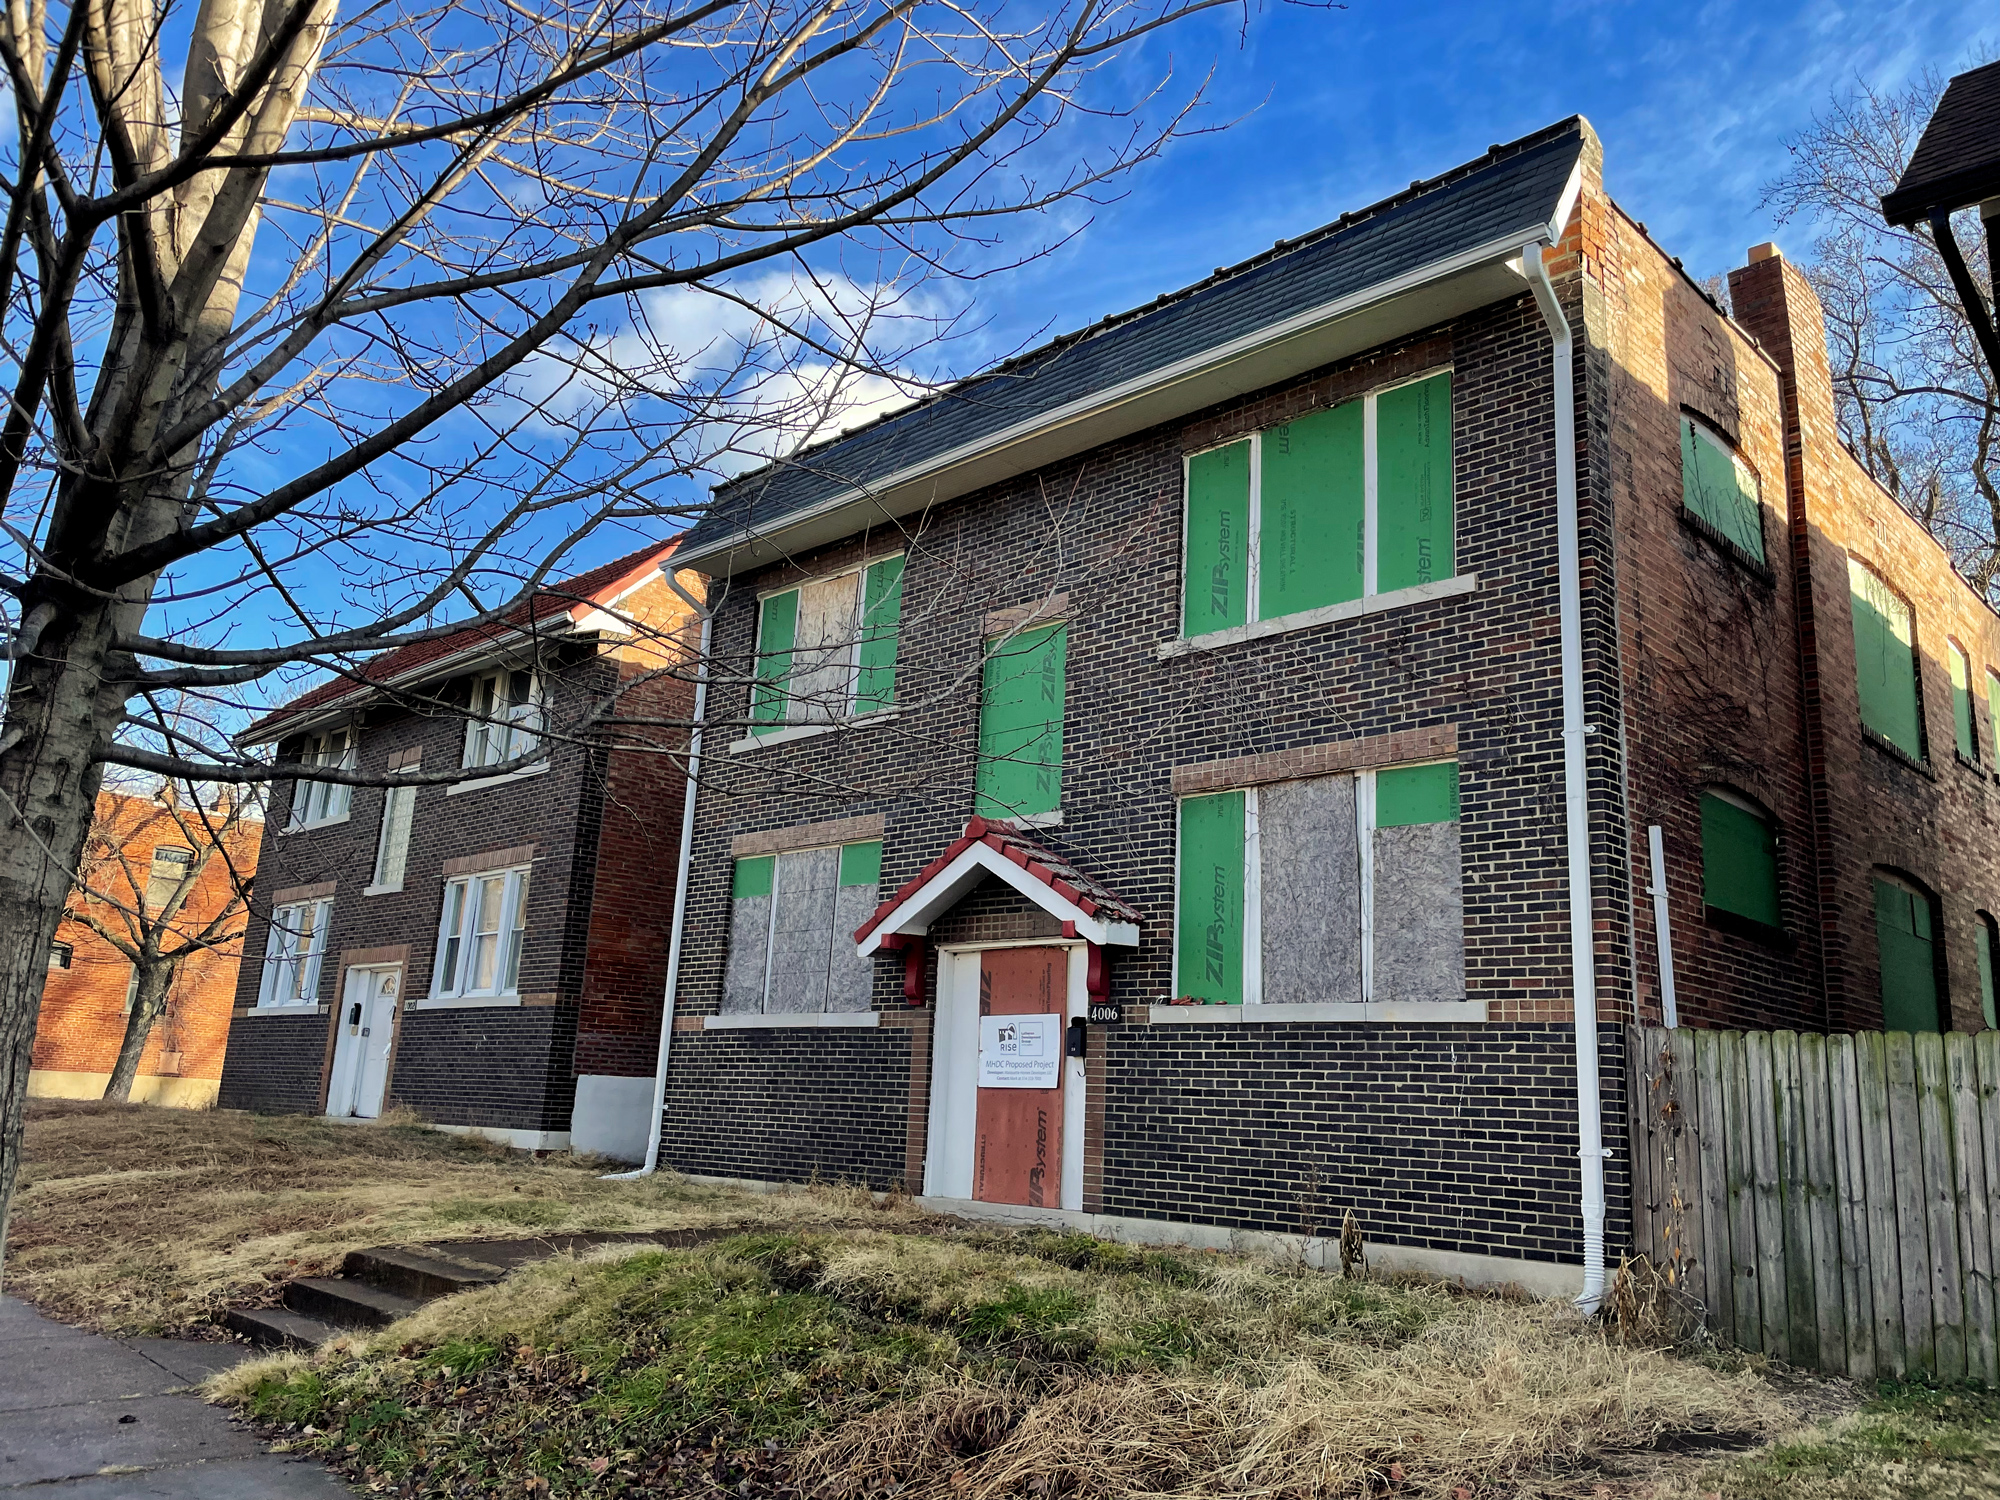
[[0, 1294, 353, 1497]]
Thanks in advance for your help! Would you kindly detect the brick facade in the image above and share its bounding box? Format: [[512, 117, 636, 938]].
[[29, 790, 262, 1107], [217, 561, 697, 1144]]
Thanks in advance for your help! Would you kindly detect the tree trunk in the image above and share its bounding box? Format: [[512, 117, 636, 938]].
[[0, 600, 128, 1274], [103, 961, 175, 1103]]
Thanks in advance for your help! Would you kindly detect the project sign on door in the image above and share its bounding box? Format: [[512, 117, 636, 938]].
[[978, 1012, 1061, 1089]]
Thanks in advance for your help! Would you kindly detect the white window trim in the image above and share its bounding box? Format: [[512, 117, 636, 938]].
[[1170, 761, 1459, 1013], [1179, 368, 1454, 645], [461, 667, 546, 774], [287, 729, 357, 832], [424, 863, 531, 1004], [748, 551, 906, 741], [255, 896, 334, 1010]]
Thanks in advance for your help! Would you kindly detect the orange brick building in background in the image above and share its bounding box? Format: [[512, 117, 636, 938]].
[[30, 789, 263, 1107]]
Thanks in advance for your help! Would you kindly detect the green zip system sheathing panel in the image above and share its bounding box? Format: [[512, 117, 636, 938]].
[[856, 557, 905, 713], [732, 855, 775, 898], [1183, 442, 1250, 636], [1260, 402, 1363, 619], [1849, 561, 1925, 762], [1873, 876, 1942, 1033], [1376, 760, 1460, 827], [1176, 791, 1245, 1005], [751, 588, 798, 733], [1700, 793, 1782, 928], [838, 839, 883, 888], [1376, 373, 1454, 593], [1680, 418, 1765, 562], [975, 623, 1066, 819]]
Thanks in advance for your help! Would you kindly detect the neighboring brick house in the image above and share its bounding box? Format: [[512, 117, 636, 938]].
[[216, 543, 701, 1156], [29, 789, 262, 1107], [652, 115, 1996, 1297]]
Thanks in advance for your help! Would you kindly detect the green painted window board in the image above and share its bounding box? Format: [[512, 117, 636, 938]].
[[733, 855, 775, 899], [1259, 403, 1363, 619], [838, 840, 882, 888], [1680, 418, 1765, 562], [1176, 792, 1245, 1004], [856, 557, 904, 713], [1376, 373, 1454, 593], [1849, 563, 1924, 761], [1873, 876, 1941, 1033], [1376, 761, 1459, 827], [1183, 442, 1250, 636], [752, 589, 798, 733], [1700, 793, 1781, 928], [975, 623, 1066, 818], [1950, 646, 1975, 760]]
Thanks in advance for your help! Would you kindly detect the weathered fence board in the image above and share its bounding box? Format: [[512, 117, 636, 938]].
[[1628, 1023, 2000, 1383]]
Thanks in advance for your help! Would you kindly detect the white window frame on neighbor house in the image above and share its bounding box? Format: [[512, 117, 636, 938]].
[[367, 767, 420, 894], [257, 897, 333, 1008], [288, 728, 357, 830], [427, 864, 531, 1005], [461, 668, 545, 768]]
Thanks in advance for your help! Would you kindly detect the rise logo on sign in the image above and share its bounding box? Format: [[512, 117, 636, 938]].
[[979, 1013, 1060, 1088]]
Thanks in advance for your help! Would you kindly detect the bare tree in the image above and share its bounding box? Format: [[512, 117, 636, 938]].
[[1767, 73, 1999, 596], [59, 781, 258, 1101], [0, 0, 1249, 1258]]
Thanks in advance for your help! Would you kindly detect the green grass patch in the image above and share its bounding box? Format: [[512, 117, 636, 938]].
[[1700, 1380, 2000, 1499], [430, 1196, 573, 1228]]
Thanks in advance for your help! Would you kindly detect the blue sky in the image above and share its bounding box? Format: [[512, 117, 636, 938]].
[[960, 0, 1995, 364]]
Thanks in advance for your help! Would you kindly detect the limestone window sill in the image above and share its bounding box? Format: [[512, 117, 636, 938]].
[[445, 761, 551, 796], [1156, 575, 1479, 660], [280, 812, 351, 835], [703, 1011, 882, 1029], [729, 710, 900, 755], [362, 883, 404, 897], [1145, 1000, 1489, 1024], [241, 1002, 330, 1017], [417, 993, 523, 1010]]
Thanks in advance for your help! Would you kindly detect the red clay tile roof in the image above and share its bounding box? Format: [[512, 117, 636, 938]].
[[243, 539, 679, 742], [853, 816, 1141, 946]]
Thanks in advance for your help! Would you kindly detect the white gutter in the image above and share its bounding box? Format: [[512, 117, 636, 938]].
[[1523, 237, 1608, 1315], [603, 569, 712, 1181]]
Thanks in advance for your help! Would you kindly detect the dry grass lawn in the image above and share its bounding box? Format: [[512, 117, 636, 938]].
[[8, 1099, 922, 1333]]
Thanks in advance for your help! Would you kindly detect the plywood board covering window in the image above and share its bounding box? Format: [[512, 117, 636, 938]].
[[1181, 371, 1452, 638], [1680, 416, 1765, 563], [724, 840, 882, 1014], [1700, 789, 1782, 930], [975, 623, 1065, 820], [1849, 559, 1925, 762], [1174, 760, 1462, 1005], [751, 555, 905, 734], [1872, 872, 1942, 1033]]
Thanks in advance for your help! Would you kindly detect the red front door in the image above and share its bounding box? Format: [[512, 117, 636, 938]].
[[973, 946, 1066, 1207]]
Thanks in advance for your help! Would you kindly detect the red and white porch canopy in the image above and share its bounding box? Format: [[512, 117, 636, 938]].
[[853, 817, 1140, 956]]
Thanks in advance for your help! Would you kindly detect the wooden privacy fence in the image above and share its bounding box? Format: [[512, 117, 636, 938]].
[[1626, 1024, 2000, 1383]]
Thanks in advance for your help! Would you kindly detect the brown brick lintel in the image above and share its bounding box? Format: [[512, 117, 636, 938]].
[[271, 880, 337, 904], [1170, 725, 1459, 797], [441, 843, 537, 879], [731, 814, 886, 860]]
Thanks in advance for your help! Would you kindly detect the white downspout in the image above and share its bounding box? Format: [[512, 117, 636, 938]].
[[603, 569, 712, 1180], [1647, 825, 1679, 1029], [1523, 238, 1608, 1314]]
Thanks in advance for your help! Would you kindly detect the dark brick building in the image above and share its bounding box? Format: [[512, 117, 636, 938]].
[[640, 116, 2000, 1295], [217, 544, 700, 1156]]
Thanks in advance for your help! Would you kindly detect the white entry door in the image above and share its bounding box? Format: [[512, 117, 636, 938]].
[[328, 965, 400, 1119]]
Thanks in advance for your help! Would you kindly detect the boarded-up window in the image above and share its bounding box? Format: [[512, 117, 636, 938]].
[[1989, 672, 2000, 772], [723, 840, 882, 1014], [752, 556, 905, 734], [1700, 790, 1781, 930], [1174, 761, 1462, 1005], [1680, 417, 1764, 563], [1849, 560, 1925, 762], [1978, 912, 1999, 1031], [975, 623, 1065, 820], [1949, 641, 1976, 761], [1873, 872, 1941, 1033], [1182, 442, 1249, 636], [1259, 404, 1362, 620], [1180, 372, 1453, 639]]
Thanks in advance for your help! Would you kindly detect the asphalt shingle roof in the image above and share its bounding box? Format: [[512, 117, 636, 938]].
[[1883, 60, 2000, 225], [680, 117, 1587, 558]]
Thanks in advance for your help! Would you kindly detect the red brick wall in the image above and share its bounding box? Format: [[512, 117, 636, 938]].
[[32, 791, 263, 1088], [1731, 251, 2000, 1033]]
